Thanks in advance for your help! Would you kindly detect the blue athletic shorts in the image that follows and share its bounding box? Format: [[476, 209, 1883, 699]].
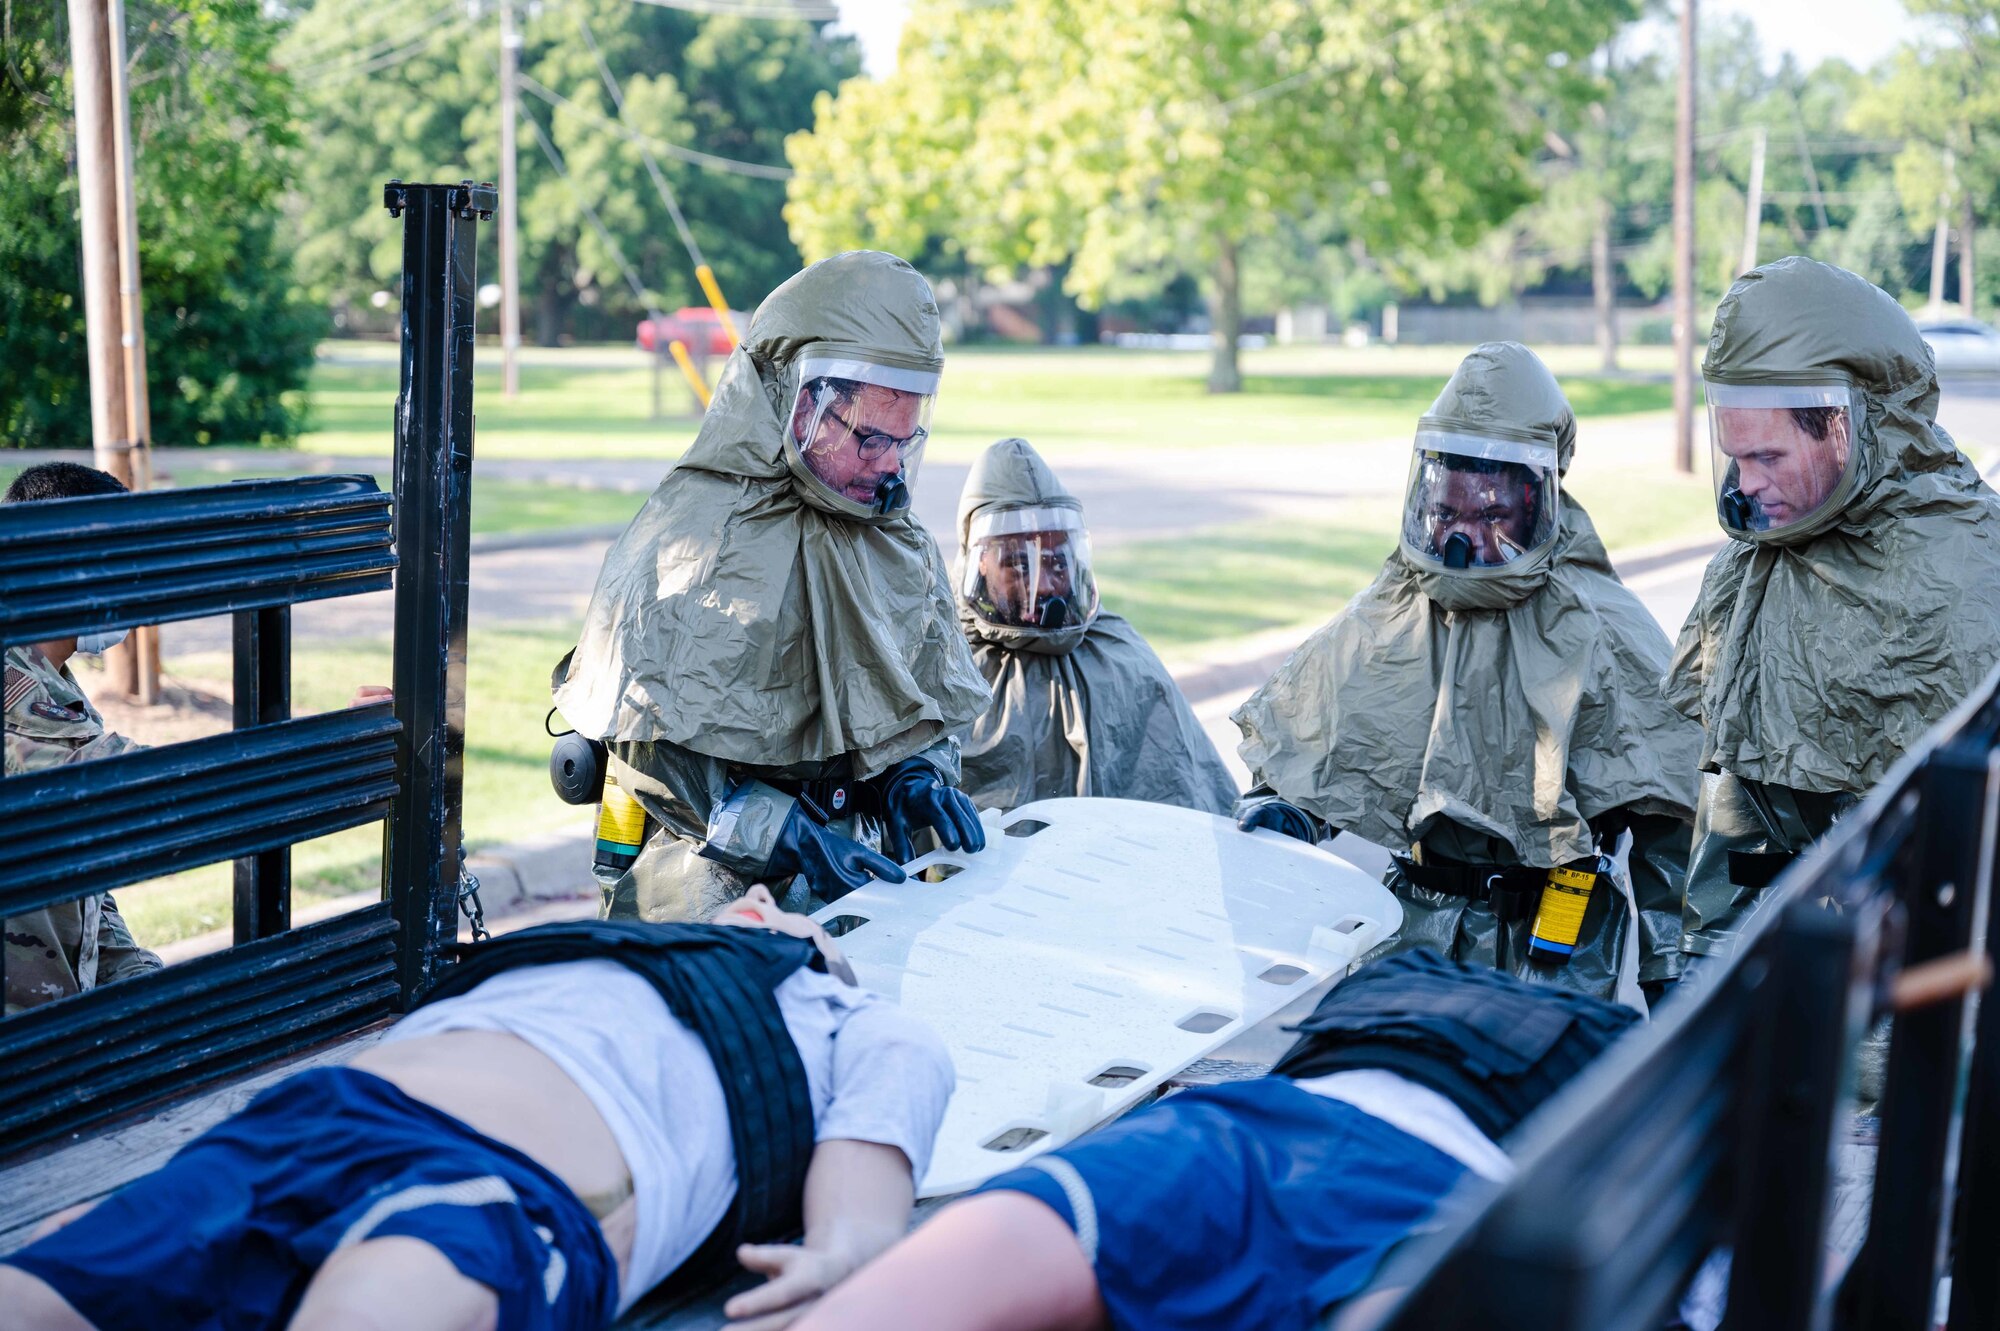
[[3, 1067, 619, 1331], [974, 1077, 1475, 1331]]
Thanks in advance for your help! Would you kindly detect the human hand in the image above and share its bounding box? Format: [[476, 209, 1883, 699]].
[[768, 803, 906, 901], [875, 758, 986, 862], [349, 684, 394, 708], [722, 1241, 859, 1330]]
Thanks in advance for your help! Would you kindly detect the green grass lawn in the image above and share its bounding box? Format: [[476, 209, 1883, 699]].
[[296, 340, 1674, 462], [117, 624, 585, 946]]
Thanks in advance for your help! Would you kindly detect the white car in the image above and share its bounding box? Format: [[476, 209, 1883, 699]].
[[1917, 318, 2000, 375]]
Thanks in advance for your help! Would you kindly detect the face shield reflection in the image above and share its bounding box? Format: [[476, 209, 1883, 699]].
[[1705, 382, 1854, 536], [1400, 429, 1560, 570], [787, 356, 938, 515], [961, 505, 1098, 630]]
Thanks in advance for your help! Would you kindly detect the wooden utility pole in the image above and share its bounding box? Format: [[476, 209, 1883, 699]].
[[1670, 0, 1698, 474], [499, 0, 522, 398], [68, 0, 158, 700], [1740, 124, 1766, 276], [108, 0, 158, 702]]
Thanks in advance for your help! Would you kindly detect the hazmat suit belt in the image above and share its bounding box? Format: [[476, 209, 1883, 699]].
[[765, 774, 884, 825], [1726, 849, 1796, 891], [1391, 856, 1593, 925]]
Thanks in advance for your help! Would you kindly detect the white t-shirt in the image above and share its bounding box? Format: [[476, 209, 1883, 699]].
[[1291, 1068, 1516, 1183], [382, 957, 955, 1312]]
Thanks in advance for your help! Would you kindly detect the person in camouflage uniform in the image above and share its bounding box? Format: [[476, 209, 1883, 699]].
[[3, 463, 162, 1014]]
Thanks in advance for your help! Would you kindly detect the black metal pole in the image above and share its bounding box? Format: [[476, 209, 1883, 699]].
[[381, 180, 490, 1006], [1855, 743, 1989, 1331], [231, 605, 292, 942], [1947, 749, 2000, 1331], [1723, 899, 1857, 1331]]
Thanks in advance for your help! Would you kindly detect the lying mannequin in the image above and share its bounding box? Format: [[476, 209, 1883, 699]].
[[796, 950, 1637, 1331], [2, 883, 952, 1331]]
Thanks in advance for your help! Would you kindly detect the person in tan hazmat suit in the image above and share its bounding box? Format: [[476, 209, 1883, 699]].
[[1232, 343, 1702, 1004], [1670, 257, 2000, 977], [953, 437, 1238, 814], [551, 251, 992, 922]]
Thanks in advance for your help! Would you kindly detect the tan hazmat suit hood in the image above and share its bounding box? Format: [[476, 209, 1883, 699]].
[[954, 438, 1238, 813], [1234, 342, 1701, 867], [554, 250, 990, 775], [1668, 256, 2000, 794]]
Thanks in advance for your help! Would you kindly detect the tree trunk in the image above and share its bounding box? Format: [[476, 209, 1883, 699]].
[[1592, 199, 1619, 373], [534, 257, 569, 348], [1962, 192, 1978, 320], [1207, 235, 1242, 394]]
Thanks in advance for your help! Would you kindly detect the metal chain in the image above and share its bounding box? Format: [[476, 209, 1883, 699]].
[[456, 866, 490, 943]]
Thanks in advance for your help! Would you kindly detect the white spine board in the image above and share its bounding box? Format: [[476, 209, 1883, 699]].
[[810, 797, 1403, 1197]]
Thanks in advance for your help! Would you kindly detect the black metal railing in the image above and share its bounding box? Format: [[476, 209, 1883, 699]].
[[0, 180, 491, 1156], [1337, 664, 2000, 1331]]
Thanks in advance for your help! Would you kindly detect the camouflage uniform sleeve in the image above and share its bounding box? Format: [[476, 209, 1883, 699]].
[[4, 648, 143, 774], [94, 892, 163, 984]]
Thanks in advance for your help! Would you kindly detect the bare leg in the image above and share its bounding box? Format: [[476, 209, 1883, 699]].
[[796, 1191, 1108, 1331], [0, 1265, 98, 1331], [286, 1236, 497, 1331]]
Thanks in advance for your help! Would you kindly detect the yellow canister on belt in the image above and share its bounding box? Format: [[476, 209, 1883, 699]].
[[1528, 864, 1596, 965], [593, 775, 648, 884]]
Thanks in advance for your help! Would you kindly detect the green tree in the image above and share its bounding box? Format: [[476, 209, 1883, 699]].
[[1851, 0, 2000, 316], [0, 0, 323, 448], [788, 0, 1633, 391], [282, 0, 858, 341]]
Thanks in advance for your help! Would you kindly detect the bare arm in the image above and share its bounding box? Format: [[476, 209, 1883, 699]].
[[722, 1138, 916, 1330]]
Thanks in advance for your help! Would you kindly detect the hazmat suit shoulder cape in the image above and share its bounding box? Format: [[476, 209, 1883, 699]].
[[953, 438, 1239, 814], [1668, 256, 2000, 795], [1234, 343, 1701, 867], [553, 251, 990, 776]]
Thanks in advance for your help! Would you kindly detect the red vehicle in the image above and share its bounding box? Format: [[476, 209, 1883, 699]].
[[636, 306, 740, 357]]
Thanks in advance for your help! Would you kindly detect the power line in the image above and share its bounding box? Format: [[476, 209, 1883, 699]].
[[520, 99, 657, 312], [293, 11, 470, 86], [571, 3, 707, 266], [517, 70, 794, 179], [286, 3, 464, 82]]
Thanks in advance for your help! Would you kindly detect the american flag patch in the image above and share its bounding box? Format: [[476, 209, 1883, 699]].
[[3, 667, 34, 714]]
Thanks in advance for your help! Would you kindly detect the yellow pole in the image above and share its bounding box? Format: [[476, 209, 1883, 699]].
[[669, 340, 711, 410], [694, 264, 741, 348]]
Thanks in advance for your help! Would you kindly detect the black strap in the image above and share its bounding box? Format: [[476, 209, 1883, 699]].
[[1728, 849, 1796, 890], [1394, 858, 1549, 923], [420, 920, 818, 1295]]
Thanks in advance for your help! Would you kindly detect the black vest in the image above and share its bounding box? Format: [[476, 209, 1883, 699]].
[[417, 920, 819, 1289], [1271, 948, 1639, 1141]]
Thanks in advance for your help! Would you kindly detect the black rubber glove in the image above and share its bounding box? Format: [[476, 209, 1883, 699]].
[[765, 801, 906, 902], [874, 757, 987, 863], [1236, 799, 1322, 844]]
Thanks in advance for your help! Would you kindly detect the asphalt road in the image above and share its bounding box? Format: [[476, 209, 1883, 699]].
[[131, 374, 2000, 664]]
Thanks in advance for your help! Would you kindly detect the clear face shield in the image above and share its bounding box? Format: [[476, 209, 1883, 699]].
[[960, 505, 1099, 631], [1400, 429, 1561, 570], [786, 356, 938, 516], [1705, 382, 1856, 537]]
